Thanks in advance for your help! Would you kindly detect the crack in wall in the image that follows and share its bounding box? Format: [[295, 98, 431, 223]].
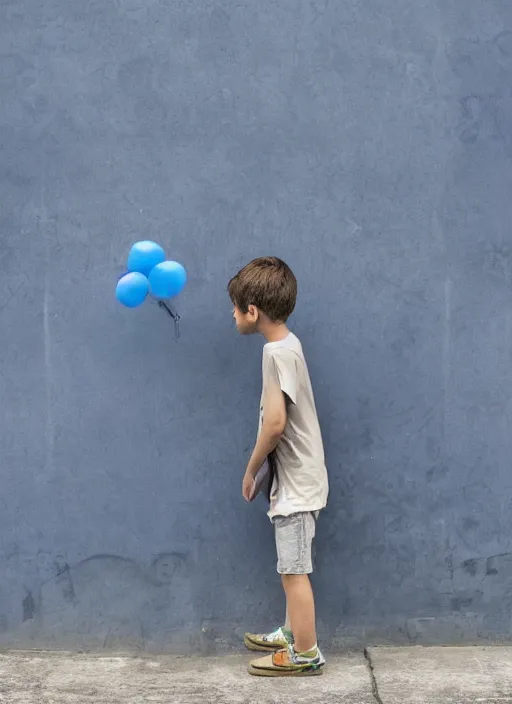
[[364, 648, 384, 704]]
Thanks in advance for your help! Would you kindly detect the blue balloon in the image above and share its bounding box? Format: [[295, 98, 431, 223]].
[[127, 241, 165, 277], [116, 272, 149, 308], [149, 260, 187, 299]]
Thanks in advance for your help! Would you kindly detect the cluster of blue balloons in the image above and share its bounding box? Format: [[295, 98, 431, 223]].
[[116, 241, 187, 308]]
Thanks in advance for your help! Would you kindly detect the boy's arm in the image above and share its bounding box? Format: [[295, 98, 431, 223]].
[[242, 381, 287, 501]]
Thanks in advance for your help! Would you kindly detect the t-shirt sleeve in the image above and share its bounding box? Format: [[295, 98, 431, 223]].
[[269, 350, 298, 405]]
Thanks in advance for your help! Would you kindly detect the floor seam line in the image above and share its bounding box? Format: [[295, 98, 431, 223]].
[[363, 647, 384, 704]]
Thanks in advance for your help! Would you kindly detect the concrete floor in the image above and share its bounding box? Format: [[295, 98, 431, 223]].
[[0, 647, 511, 703], [367, 646, 512, 704], [0, 650, 372, 704]]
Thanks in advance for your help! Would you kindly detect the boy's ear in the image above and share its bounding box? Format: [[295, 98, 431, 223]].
[[247, 304, 258, 319]]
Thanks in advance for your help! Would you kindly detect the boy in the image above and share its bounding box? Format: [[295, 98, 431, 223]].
[[228, 257, 329, 677]]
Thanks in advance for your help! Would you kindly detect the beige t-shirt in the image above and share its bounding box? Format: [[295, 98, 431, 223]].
[[259, 333, 329, 520]]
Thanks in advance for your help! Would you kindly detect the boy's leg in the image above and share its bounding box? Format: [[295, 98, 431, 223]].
[[284, 605, 291, 630], [249, 513, 324, 676], [244, 582, 293, 653], [281, 574, 316, 653], [276, 512, 318, 653], [244, 526, 292, 652]]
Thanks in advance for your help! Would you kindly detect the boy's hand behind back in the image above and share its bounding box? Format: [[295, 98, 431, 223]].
[[242, 472, 256, 502], [243, 381, 287, 502]]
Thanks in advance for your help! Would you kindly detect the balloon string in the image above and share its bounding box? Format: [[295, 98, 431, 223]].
[[158, 301, 180, 341]]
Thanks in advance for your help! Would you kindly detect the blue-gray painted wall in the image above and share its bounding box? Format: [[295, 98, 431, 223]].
[[1, 0, 512, 652]]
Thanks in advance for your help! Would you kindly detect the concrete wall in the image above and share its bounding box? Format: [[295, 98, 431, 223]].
[[1, 0, 512, 652]]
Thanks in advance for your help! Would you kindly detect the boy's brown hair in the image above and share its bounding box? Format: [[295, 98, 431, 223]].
[[228, 257, 297, 322]]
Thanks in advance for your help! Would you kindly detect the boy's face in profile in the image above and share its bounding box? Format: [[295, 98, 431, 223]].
[[232, 304, 258, 335]]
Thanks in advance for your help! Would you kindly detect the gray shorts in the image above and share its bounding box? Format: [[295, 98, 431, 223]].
[[273, 512, 317, 575]]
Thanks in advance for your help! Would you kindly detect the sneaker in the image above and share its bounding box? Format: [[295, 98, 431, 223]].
[[244, 626, 293, 653], [248, 644, 325, 677]]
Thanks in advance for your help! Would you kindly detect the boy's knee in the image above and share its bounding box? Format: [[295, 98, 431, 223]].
[[281, 573, 309, 587]]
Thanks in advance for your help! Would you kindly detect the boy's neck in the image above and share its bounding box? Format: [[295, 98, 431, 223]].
[[259, 320, 290, 343]]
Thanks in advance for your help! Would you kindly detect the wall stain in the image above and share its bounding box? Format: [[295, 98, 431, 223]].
[[486, 553, 512, 577], [55, 559, 75, 602], [462, 558, 479, 577], [22, 591, 35, 622]]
